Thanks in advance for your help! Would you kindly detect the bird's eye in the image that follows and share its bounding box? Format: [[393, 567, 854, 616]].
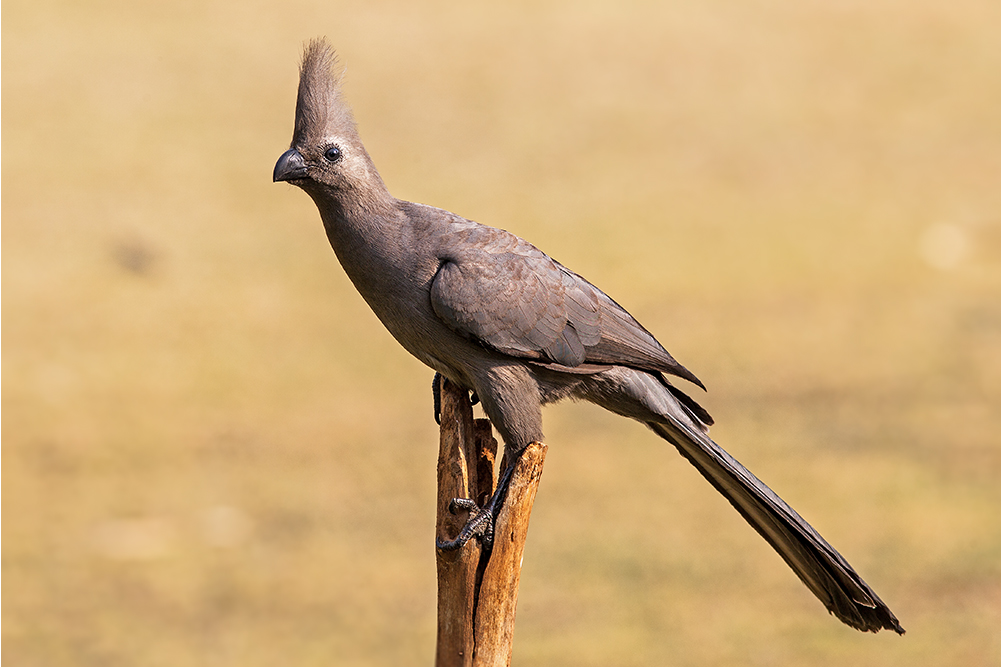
[[324, 146, 342, 163]]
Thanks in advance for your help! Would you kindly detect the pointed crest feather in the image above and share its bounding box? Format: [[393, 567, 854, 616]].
[[293, 38, 355, 145]]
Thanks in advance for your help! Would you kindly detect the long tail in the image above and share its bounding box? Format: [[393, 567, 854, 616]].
[[648, 418, 904, 634]]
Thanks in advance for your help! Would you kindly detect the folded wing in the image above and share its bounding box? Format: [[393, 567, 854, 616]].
[[429, 226, 704, 390]]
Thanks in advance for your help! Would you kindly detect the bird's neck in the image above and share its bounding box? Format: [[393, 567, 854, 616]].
[[307, 185, 410, 292]]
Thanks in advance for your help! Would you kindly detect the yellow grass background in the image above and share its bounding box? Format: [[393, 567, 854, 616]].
[[4, 1, 999, 665]]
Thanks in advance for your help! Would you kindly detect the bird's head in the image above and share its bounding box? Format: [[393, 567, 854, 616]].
[[273, 39, 387, 205]]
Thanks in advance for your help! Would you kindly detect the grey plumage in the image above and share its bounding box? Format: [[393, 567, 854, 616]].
[[273, 39, 903, 635]]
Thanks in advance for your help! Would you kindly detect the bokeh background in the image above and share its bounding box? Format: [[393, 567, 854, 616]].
[[4, 1, 999, 665]]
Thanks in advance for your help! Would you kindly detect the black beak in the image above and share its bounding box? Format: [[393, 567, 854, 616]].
[[273, 149, 308, 182]]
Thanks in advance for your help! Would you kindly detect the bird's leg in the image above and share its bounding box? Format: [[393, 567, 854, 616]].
[[432, 372, 480, 426], [436, 447, 522, 552]]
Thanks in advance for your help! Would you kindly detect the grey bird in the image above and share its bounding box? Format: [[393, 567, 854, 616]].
[[273, 39, 903, 635]]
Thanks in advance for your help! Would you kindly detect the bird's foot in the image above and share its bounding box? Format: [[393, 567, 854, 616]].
[[436, 497, 497, 551], [433, 373, 443, 425], [436, 450, 520, 552], [432, 372, 480, 426]]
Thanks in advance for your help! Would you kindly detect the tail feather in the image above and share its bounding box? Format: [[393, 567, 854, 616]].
[[648, 419, 904, 635]]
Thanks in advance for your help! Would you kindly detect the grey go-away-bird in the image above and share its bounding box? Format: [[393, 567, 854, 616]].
[[273, 39, 903, 635]]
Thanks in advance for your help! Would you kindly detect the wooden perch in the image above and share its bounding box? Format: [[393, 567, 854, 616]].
[[435, 378, 548, 667]]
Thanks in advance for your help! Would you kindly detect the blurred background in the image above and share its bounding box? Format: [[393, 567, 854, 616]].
[[3, 1, 998, 665]]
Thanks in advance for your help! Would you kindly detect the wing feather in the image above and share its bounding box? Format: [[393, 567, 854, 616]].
[[429, 224, 703, 387]]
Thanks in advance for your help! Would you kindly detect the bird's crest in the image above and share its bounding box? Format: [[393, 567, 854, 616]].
[[293, 38, 356, 146]]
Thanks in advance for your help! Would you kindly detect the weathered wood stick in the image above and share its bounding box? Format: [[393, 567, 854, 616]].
[[434, 378, 547, 667]]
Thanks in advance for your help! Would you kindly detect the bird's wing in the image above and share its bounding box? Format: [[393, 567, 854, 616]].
[[429, 224, 704, 389]]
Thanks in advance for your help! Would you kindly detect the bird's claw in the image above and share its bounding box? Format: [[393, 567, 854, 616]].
[[436, 449, 524, 552], [436, 497, 496, 551], [448, 498, 481, 514], [432, 373, 481, 425], [433, 373, 443, 425]]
